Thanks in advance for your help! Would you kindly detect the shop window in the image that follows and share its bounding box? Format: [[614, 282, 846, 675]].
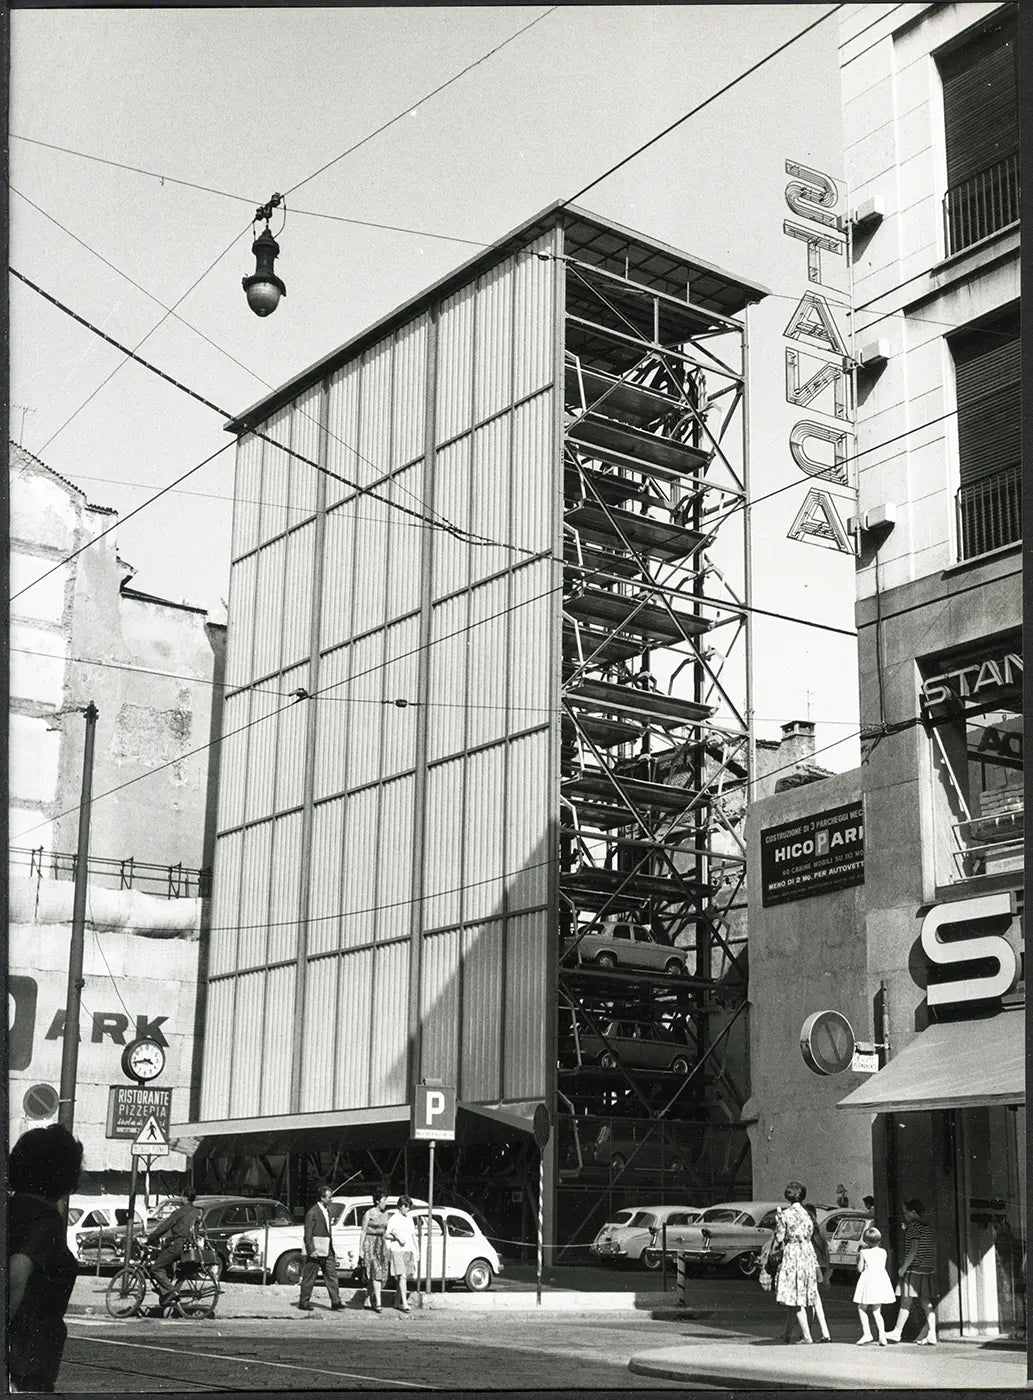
[[949, 306, 1021, 561], [938, 10, 1019, 256], [920, 635, 1022, 887]]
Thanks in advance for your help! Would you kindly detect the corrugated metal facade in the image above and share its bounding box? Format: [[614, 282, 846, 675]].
[[202, 230, 558, 1122]]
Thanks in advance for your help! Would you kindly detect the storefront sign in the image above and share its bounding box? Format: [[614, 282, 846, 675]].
[[106, 1085, 173, 1140], [781, 159, 856, 553], [919, 892, 1022, 1010], [920, 644, 1022, 714], [761, 800, 864, 906]]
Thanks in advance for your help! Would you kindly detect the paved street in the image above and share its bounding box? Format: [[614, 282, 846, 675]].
[[60, 1271, 868, 1391]]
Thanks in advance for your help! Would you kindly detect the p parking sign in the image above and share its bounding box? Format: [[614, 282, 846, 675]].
[[412, 1083, 456, 1141]]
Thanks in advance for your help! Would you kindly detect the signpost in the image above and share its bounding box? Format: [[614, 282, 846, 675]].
[[412, 1082, 456, 1301], [116, 1040, 171, 1276], [532, 1104, 551, 1307]]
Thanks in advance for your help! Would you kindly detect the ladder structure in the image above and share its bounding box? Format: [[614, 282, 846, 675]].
[[555, 252, 753, 1238]]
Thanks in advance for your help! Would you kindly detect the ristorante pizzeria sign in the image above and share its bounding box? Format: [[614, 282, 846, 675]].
[[761, 800, 865, 907]]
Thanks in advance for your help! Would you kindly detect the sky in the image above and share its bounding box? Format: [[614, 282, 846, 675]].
[[9, 3, 861, 769]]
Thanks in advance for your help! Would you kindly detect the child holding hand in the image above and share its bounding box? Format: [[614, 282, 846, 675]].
[[853, 1225, 896, 1345]]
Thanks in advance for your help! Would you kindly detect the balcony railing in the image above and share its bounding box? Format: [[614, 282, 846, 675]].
[[951, 804, 1023, 881], [944, 151, 1020, 257], [957, 463, 1021, 560], [10, 845, 211, 898]]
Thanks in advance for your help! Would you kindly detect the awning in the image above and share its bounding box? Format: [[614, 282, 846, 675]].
[[837, 1010, 1025, 1114]]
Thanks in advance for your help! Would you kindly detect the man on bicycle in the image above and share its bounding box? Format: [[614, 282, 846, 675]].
[[147, 1189, 202, 1306]]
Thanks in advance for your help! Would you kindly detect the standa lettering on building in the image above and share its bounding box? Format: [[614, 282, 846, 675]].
[[781, 160, 857, 552]]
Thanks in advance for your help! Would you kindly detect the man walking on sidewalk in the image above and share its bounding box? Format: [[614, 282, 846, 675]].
[[299, 1183, 343, 1312]]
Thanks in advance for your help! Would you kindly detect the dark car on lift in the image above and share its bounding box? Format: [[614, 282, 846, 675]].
[[177, 1196, 293, 1279]]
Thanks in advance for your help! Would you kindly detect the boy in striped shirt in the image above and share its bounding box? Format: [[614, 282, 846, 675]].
[[886, 1198, 938, 1344]]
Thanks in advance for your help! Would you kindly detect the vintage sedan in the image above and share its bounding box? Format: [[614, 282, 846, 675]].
[[590, 1204, 703, 1269], [229, 1194, 427, 1285], [670, 1201, 784, 1277]]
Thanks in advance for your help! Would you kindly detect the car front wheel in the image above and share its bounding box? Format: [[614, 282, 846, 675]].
[[274, 1251, 303, 1286], [464, 1258, 494, 1292], [737, 1251, 760, 1278]]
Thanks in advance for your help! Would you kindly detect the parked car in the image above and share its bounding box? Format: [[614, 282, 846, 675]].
[[826, 1211, 873, 1280], [228, 1194, 427, 1286], [577, 1020, 694, 1074], [567, 923, 689, 977], [186, 1196, 293, 1279], [67, 1196, 145, 1268], [590, 1205, 703, 1269], [409, 1207, 504, 1291], [670, 1201, 784, 1277]]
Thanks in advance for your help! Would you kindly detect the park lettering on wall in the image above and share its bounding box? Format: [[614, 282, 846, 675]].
[[760, 800, 865, 906]]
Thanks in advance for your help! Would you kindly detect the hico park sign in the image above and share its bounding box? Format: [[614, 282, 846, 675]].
[[761, 800, 865, 907]]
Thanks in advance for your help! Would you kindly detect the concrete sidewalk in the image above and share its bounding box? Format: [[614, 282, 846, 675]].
[[628, 1337, 1028, 1390], [68, 1274, 699, 1318]]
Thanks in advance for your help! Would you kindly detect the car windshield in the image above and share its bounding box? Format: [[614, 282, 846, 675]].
[[835, 1218, 868, 1240], [700, 1208, 746, 1224]]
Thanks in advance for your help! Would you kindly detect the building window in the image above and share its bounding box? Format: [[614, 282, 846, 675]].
[[949, 306, 1020, 561], [921, 634, 1022, 887], [939, 11, 1019, 256]]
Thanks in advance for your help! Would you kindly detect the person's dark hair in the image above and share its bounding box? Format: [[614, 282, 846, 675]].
[[9, 1124, 84, 1200], [397, 1194, 413, 1210], [374, 1187, 389, 1205], [862, 1196, 875, 1209], [784, 1181, 806, 1203], [903, 1197, 925, 1216], [315, 1180, 331, 1198], [862, 1226, 882, 1245], [183, 1188, 197, 1204]]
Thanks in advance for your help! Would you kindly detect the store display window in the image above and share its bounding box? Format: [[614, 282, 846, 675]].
[[920, 634, 1022, 887]]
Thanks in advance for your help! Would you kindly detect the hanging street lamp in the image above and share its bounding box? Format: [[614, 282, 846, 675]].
[[243, 194, 287, 317]]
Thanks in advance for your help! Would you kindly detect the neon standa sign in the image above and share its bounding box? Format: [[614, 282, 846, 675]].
[[781, 160, 856, 552]]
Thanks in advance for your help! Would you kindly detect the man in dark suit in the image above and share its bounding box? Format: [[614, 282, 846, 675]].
[[299, 1182, 343, 1311]]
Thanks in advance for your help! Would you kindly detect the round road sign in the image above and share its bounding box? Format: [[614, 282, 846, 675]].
[[800, 1010, 855, 1075], [532, 1103, 551, 1149]]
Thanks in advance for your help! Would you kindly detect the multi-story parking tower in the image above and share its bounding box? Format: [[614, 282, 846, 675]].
[[178, 203, 766, 1248]]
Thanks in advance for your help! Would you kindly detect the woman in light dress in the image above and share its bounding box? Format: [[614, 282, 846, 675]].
[[773, 1181, 830, 1344], [854, 1225, 896, 1345], [385, 1195, 419, 1313]]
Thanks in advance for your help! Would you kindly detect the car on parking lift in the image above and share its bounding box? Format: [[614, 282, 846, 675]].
[[669, 1200, 785, 1277], [576, 1020, 694, 1074], [590, 1204, 704, 1269], [566, 922, 690, 977]]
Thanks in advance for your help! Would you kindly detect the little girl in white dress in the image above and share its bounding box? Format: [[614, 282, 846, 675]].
[[853, 1225, 896, 1345]]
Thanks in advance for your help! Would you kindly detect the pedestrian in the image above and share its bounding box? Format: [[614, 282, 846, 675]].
[[862, 1195, 875, 1215], [385, 1195, 419, 1313], [8, 1123, 84, 1393], [772, 1182, 829, 1344], [853, 1226, 895, 1345], [147, 1188, 203, 1308], [835, 1183, 850, 1209], [885, 1198, 938, 1344], [803, 1200, 832, 1343], [299, 1182, 344, 1313], [359, 1190, 391, 1313]]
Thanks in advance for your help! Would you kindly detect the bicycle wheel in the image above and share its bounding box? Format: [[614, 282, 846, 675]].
[[106, 1265, 147, 1319], [174, 1267, 219, 1319]]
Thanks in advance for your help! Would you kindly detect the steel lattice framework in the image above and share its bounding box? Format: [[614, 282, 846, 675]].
[[554, 250, 753, 1244]]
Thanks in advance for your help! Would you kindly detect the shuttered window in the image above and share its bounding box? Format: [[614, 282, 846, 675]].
[[951, 308, 1020, 484], [950, 306, 1021, 559], [940, 13, 1018, 188]]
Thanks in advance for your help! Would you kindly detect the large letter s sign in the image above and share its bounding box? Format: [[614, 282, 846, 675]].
[[920, 893, 1020, 1008]]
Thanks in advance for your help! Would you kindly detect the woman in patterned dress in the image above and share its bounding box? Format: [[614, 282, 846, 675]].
[[773, 1181, 826, 1343], [359, 1190, 390, 1313]]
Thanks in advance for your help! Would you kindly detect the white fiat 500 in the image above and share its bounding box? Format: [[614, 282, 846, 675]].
[[409, 1207, 504, 1292]]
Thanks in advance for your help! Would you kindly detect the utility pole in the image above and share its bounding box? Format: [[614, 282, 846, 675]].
[[58, 702, 99, 1134]]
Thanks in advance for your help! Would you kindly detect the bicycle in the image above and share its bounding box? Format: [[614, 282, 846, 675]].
[[105, 1236, 220, 1320]]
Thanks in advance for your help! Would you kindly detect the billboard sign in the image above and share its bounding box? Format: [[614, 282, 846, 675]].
[[761, 800, 864, 906], [107, 1085, 173, 1140]]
